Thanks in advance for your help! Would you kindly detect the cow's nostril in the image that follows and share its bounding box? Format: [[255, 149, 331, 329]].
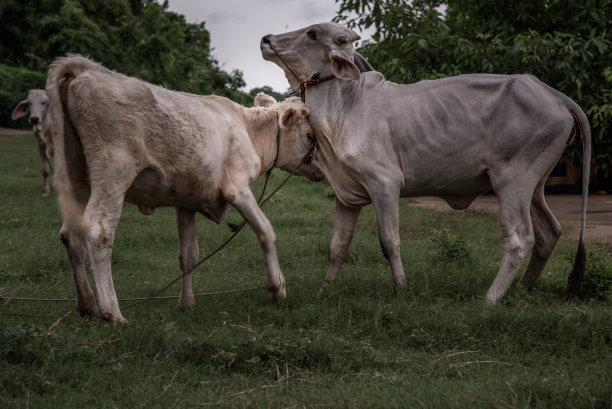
[[30, 116, 40, 124], [261, 35, 271, 44]]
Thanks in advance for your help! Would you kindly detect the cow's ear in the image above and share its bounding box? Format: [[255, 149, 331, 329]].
[[254, 92, 276, 107], [11, 100, 29, 120], [281, 108, 298, 127], [353, 52, 374, 72], [330, 50, 361, 81]]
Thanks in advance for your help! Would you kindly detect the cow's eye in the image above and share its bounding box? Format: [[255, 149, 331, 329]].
[[307, 30, 317, 40], [337, 36, 347, 45], [307, 133, 315, 141]]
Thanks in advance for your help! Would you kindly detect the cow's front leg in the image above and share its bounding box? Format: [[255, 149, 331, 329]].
[[370, 186, 406, 289], [60, 222, 97, 316], [36, 137, 51, 197], [318, 199, 361, 298], [175, 207, 198, 310], [229, 189, 286, 301]]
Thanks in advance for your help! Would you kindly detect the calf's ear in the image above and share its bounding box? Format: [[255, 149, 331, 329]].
[[330, 50, 361, 81], [254, 92, 277, 107], [281, 108, 297, 127], [11, 100, 29, 120]]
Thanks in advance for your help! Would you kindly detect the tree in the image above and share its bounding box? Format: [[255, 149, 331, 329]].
[[335, 0, 612, 189], [0, 0, 252, 126]]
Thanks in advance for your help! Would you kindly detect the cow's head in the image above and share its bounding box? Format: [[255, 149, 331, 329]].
[[255, 94, 324, 181], [12, 89, 50, 128], [260, 22, 372, 92]]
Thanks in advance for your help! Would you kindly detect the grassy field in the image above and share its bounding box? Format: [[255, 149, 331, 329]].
[[1, 133, 611, 408]]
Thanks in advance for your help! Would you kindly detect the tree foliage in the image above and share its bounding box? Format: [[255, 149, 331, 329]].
[[335, 0, 612, 187], [0, 0, 252, 126]]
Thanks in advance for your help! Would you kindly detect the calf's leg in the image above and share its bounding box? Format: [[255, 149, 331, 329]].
[[84, 180, 133, 324], [229, 188, 286, 301], [175, 207, 199, 309], [60, 222, 97, 316]]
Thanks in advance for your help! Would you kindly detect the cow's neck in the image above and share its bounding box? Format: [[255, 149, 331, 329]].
[[303, 79, 372, 206], [304, 79, 359, 153], [243, 108, 279, 176]]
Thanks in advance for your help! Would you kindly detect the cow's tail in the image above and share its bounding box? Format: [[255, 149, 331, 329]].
[[565, 104, 591, 300], [46, 55, 101, 235]]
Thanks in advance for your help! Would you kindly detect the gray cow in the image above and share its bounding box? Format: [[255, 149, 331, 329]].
[[12, 89, 54, 196], [261, 22, 591, 302]]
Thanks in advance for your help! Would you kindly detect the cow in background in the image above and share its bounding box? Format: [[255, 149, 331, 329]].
[[47, 55, 324, 324], [261, 22, 591, 302], [12, 89, 54, 196]]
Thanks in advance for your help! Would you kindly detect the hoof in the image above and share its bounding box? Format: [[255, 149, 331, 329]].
[[485, 290, 500, 305], [268, 283, 287, 302], [179, 297, 195, 310], [76, 300, 98, 316], [101, 311, 128, 325], [316, 281, 335, 300], [394, 276, 407, 288]]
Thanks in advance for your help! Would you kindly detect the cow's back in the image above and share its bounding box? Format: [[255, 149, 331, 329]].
[[346, 73, 575, 196], [48, 55, 258, 223]]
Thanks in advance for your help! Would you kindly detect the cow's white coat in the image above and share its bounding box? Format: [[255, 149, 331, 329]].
[[46, 55, 323, 323]]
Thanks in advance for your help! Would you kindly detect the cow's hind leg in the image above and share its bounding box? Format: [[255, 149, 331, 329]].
[[175, 207, 198, 310], [520, 181, 561, 289], [229, 188, 286, 301], [60, 222, 97, 316], [84, 174, 136, 324], [370, 184, 406, 289], [324, 200, 362, 283], [486, 185, 535, 303]]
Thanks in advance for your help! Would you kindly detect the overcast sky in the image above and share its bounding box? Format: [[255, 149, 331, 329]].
[[165, 0, 372, 93]]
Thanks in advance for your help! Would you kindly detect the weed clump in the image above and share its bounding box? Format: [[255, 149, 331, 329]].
[[429, 228, 471, 263]]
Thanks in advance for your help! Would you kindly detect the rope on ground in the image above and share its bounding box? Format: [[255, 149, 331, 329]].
[[1, 285, 267, 304]]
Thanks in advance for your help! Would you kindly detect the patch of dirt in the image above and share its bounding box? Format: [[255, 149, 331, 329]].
[[408, 193, 612, 244]]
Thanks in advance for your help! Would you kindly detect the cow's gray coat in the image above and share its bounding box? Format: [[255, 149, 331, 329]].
[[261, 22, 591, 302]]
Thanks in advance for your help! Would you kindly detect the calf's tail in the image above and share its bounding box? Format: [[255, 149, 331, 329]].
[[46, 55, 100, 235], [565, 106, 591, 300]]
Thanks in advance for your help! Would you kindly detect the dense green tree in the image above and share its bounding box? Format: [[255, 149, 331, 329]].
[[0, 0, 258, 126], [335, 0, 612, 188]]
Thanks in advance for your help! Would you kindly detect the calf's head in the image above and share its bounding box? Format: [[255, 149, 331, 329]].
[[255, 94, 324, 181], [260, 22, 372, 91], [12, 89, 50, 127]]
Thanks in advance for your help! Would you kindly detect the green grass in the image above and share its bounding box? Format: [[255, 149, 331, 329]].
[[1, 134, 611, 408]]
